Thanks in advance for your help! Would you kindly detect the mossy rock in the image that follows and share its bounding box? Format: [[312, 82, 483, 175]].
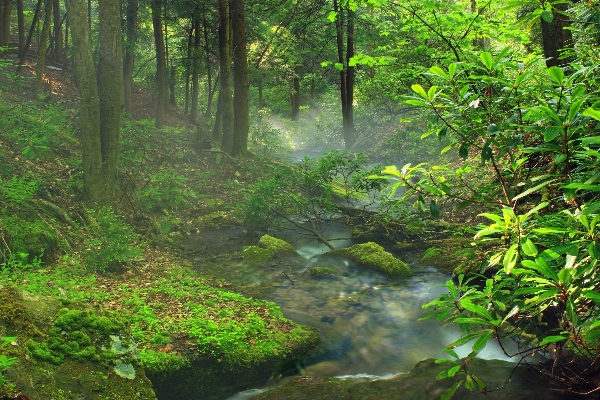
[[334, 242, 411, 278], [0, 286, 156, 399], [258, 235, 299, 257], [251, 358, 569, 400], [242, 246, 274, 263], [310, 266, 339, 277], [196, 211, 232, 230]]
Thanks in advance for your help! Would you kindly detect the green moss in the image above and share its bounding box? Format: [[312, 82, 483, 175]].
[[242, 246, 274, 263], [258, 235, 299, 257], [310, 266, 339, 277], [334, 242, 411, 278]]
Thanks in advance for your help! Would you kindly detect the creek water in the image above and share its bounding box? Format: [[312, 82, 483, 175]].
[[187, 223, 521, 399]]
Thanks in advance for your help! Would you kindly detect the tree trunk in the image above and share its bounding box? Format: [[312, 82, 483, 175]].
[[213, 88, 223, 141], [123, 0, 137, 114], [343, 6, 356, 149], [333, 0, 347, 143], [231, 0, 249, 157], [541, 2, 574, 68], [98, 0, 123, 204], [258, 74, 264, 108], [218, 0, 234, 154], [184, 24, 192, 116], [151, 0, 166, 128], [291, 64, 300, 121], [64, 12, 68, 59], [35, 0, 52, 93], [1, 0, 13, 47], [64, 0, 104, 205], [53, 0, 64, 62], [17, 0, 25, 54], [190, 12, 200, 123], [17, 0, 42, 72], [203, 14, 213, 117]]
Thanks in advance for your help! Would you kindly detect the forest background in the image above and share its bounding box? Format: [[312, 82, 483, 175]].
[[2, 0, 600, 398]]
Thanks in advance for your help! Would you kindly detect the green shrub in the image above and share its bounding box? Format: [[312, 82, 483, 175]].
[[84, 207, 143, 271], [137, 167, 196, 211]]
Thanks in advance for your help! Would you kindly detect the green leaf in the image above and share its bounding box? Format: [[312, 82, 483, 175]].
[[472, 375, 486, 393], [480, 52, 494, 70], [447, 333, 482, 349], [453, 317, 490, 325], [447, 365, 461, 378], [441, 381, 462, 400], [583, 290, 600, 304], [465, 374, 475, 391], [428, 85, 439, 101], [544, 126, 560, 142], [588, 242, 600, 259], [419, 182, 443, 196], [411, 84, 428, 99], [522, 258, 559, 281], [429, 200, 440, 218], [405, 99, 431, 107], [547, 66, 564, 85], [327, 11, 337, 22], [455, 200, 474, 211], [568, 99, 584, 122], [481, 141, 493, 163], [503, 243, 519, 274], [521, 238, 538, 257], [430, 66, 448, 79], [460, 300, 493, 321], [541, 9, 553, 23], [334, 62, 344, 71], [501, 306, 520, 325], [472, 331, 492, 353], [442, 348, 459, 359], [539, 335, 568, 346], [583, 107, 600, 121], [581, 136, 600, 146]]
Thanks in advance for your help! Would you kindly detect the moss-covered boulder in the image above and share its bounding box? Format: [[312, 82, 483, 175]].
[[310, 266, 339, 277], [242, 245, 274, 263], [0, 286, 156, 399], [334, 242, 411, 278], [258, 235, 300, 257], [251, 358, 568, 400]]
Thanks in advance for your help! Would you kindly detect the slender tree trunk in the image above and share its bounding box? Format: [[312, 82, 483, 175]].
[[17, 0, 43, 71], [151, 0, 166, 128], [203, 15, 213, 117], [163, 2, 175, 107], [17, 0, 25, 54], [0, 1, 3, 47], [291, 64, 300, 121], [98, 0, 123, 203], [258, 74, 264, 108], [218, 0, 234, 153], [184, 24, 192, 116], [190, 12, 200, 123], [213, 88, 223, 141], [333, 0, 347, 139], [53, 0, 63, 62], [541, 2, 573, 68], [35, 0, 53, 93], [123, 0, 137, 114], [344, 7, 356, 149], [231, 0, 249, 156], [64, 0, 103, 205], [64, 12, 68, 59], [1, 0, 13, 47]]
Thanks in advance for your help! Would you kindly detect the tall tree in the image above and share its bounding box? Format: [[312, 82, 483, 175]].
[[190, 10, 201, 123], [1, 0, 13, 47], [151, 0, 167, 128], [541, 2, 574, 67], [17, 0, 25, 54], [231, 0, 249, 156], [53, 0, 64, 63], [218, 0, 234, 153], [35, 0, 53, 93], [65, 0, 122, 206]]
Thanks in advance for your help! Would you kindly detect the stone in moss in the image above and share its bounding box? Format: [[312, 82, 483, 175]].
[[242, 246, 274, 263], [258, 235, 299, 257], [310, 267, 339, 277], [334, 242, 411, 278]]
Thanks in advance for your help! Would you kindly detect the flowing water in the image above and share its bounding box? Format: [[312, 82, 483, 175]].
[[186, 223, 521, 399]]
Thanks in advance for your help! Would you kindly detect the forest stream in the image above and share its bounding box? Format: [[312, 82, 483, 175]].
[[183, 222, 525, 399]]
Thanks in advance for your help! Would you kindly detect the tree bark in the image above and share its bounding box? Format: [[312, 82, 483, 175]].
[[64, 0, 104, 205], [218, 0, 234, 154], [17, 0, 43, 72], [184, 24, 192, 116], [231, 0, 249, 157], [213, 88, 223, 141], [344, 6, 356, 149], [151, 0, 166, 128], [98, 0, 123, 203], [190, 12, 200, 123], [541, 2, 574, 68], [53, 0, 64, 62], [17, 0, 25, 54], [291, 64, 300, 121], [1, 0, 13, 47], [35, 0, 53, 93], [333, 0, 347, 141], [123, 0, 137, 114], [203, 14, 213, 117]]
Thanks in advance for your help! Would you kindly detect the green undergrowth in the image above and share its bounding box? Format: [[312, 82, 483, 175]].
[[1, 260, 319, 375]]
